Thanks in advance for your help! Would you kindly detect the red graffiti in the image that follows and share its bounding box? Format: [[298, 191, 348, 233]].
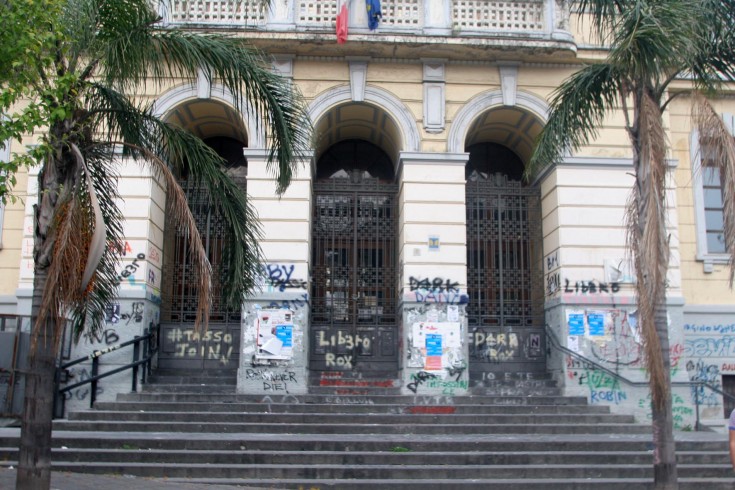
[[405, 406, 456, 415]]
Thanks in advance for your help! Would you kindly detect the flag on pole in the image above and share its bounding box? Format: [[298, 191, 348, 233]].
[[336, 3, 349, 44], [366, 0, 381, 30]]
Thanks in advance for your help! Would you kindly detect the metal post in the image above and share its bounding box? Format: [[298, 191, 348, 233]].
[[132, 335, 140, 392], [695, 382, 701, 431], [90, 356, 99, 409], [141, 328, 149, 385]]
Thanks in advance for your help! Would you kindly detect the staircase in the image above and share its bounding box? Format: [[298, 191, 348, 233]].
[[0, 370, 732, 489]]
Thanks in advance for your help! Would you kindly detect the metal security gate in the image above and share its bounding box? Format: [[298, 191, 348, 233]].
[[310, 175, 398, 374], [466, 171, 545, 379], [159, 172, 244, 370]]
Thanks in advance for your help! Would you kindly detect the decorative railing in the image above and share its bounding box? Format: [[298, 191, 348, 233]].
[[163, 0, 570, 38]]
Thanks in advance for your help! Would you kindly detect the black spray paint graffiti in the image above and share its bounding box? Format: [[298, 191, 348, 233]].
[[245, 368, 298, 392], [406, 276, 469, 305], [409, 277, 459, 293], [104, 302, 144, 325], [87, 328, 120, 346], [267, 293, 309, 311], [407, 371, 438, 394], [262, 264, 308, 292], [63, 367, 103, 401], [563, 279, 620, 294]]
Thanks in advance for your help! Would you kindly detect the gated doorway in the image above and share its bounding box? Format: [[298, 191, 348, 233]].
[[158, 136, 246, 370], [309, 140, 399, 376], [465, 143, 545, 382]]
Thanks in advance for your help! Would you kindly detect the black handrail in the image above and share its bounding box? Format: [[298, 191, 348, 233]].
[[544, 324, 735, 431], [54, 323, 159, 418]]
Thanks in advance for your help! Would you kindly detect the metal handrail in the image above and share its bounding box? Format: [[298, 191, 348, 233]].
[[544, 324, 735, 431], [54, 323, 159, 418]]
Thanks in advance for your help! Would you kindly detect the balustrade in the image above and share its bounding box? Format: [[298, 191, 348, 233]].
[[163, 0, 569, 39]]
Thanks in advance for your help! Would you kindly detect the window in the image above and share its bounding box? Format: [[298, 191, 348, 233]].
[[691, 113, 734, 272]]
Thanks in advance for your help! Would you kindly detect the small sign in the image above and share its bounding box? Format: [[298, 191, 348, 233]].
[[276, 324, 293, 347], [426, 334, 443, 356], [567, 310, 585, 336], [587, 312, 605, 336], [428, 236, 440, 250]]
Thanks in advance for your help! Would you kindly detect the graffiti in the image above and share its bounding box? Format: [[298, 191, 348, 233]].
[[267, 293, 309, 311], [566, 356, 627, 405], [403, 291, 468, 304], [112, 252, 146, 288], [319, 372, 396, 389], [546, 272, 561, 296], [686, 359, 721, 408], [405, 406, 456, 414], [317, 331, 371, 350], [324, 353, 353, 368], [446, 365, 465, 382], [245, 368, 298, 392], [685, 336, 735, 357], [63, 367, 103, 401], [407, 371, 438, 394], [87, 328, 120, 346], [473, 331, 518, 362], [563, 279, 620, 294], [546, 251, 560, 271], [409, 277, 459, 293], [147, 245, 161, 265], [324, 396, 375, 405], [590, 310, 641, 367], [118, 302, 144, 325], [168, 328, 235, 366], [684, 323, 735, 335], [639, 393, 694, 429], [260, 394, 301, 411], [722, 363, 735, 372], [262, 264, 308, 292]]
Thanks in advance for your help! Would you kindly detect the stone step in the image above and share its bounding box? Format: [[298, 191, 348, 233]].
[[0, 460, 731, 480], [117, 392, 591, 405], [116, 477, 735, 490], [146, 375, 237, 385], [67, 410, 635, 425], [0, 448, 727, 465], [0, 431, 727, 452], [52, 420, 653, 435], [92, 400, 613, 414]]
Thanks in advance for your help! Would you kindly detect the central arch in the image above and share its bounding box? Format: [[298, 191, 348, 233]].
[[308, 100, 402, 379]]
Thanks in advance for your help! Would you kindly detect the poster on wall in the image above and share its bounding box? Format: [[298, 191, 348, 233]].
[[411, 322, 461, 370], [256, 309, 294, 360], [567, 310, 585, 336], [587, 311, 606, 336]]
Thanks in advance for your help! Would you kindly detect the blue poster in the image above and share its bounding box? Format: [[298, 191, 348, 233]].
[[276, 325, 293, 347], [567, 312, 585, 336], [426, 334, 442, 356], [588, 313, 605, 336]]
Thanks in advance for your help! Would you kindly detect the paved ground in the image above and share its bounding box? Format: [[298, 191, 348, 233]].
[[0, 467, 278, 490]]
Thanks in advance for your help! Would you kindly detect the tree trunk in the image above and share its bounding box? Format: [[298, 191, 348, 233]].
[[16, 268, 57, 490], [652, 302, 678, 489]]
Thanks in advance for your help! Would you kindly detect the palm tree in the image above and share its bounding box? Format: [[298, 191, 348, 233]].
[[529, 1, 735, 487], [2, 1, 311, 489]]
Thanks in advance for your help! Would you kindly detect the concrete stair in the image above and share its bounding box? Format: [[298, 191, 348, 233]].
[[0, 371, 732, 489]]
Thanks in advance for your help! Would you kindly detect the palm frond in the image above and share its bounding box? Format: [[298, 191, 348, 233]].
[[692, 94, 735, 287], [97, 6, 311, 193], [575, 0, 625, 42], [86, 83, 264, 325], [626, 91, 669, 411], [527, 63, 623, 177], [69, 144, 125, 341], [608, 0, 701, 88]]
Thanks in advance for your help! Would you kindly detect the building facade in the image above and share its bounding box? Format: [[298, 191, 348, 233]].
[[1, 0, 734, 428]]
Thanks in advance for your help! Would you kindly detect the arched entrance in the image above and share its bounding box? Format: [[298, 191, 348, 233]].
[[158, 99, 249, 370], [309, 103, 401, 378], [463, 108, 545, 385]]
